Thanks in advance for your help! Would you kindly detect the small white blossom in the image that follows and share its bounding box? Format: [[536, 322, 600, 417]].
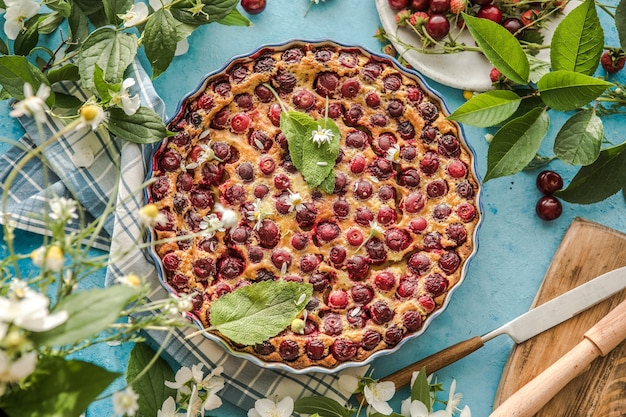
[[459, 406, 471, 417], [157, 397, 181, 417], [139, 204, 167, 227], [111, 78, 141, 116], [0, 350, 37, 384], [115, 273, 142, 288], [386, 144, 401, 163], [48, 196, 79, 224], [31, 245, 65, 272], [401, 399, 431, 417], [199, 213, 225, 237], [214, 203, 239, 229], [369, 220, 385, 237], [0, 281, 68, 332], [246, 198, 273, 230], [311, 125, 334, 147], [247, 397, 294, 417], [286, 191, 305, 213], [112, 386, 139, 416], [10, 83, 50, 123], [118, 2, 149, 27], [165, 366, 194, 391], [149, 0, 173, 10], [443, 380, 463, 415], [195, 143, 218, 166], [364, 381, 396, 415], [4, 0, 39, 40], [77, 103, 107, 131], [484, 133, 494, 143]]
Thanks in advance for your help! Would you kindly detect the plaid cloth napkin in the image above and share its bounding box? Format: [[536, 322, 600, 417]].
[[0, 59, 366, 412]]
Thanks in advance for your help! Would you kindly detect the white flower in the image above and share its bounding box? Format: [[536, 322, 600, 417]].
[[401, 399, 432, 417], [194, 143, 217, 166], [111, 78, 141, 116], [214, 204, 239, 229], [112, 386, 139, 416], [444, 379, 463, 415], [386, 144, 401, 163], [149, 0, 173, 11], [337, 374, 360, 395], [9, 83, 50, 123], [246, 198, 273, 230], [0, 350, 37, 383], [4, 0, 39, 40], [185, 384, 203, 417], [199, 214, 225, 237], [115, 274, 142, 288], [286, 191, 305, 213], [157, 397, 181, 417], [364, 381, 396, 415], [459, 405, 471, 417], [311, 125, 334, 147], [118, 2, 149, 27], [139, 204, 167, 227], [247, 397, 294, 417], [369, 220, 385, 237], [0, 281, 68, 332], [30, 245, 65, 272], [77, 103, 107, 131], [165, 365, 194, 391], [48, 196, 79, 224]]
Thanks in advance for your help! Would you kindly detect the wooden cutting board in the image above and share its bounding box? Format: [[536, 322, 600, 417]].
[[493, 218, 626, 416]]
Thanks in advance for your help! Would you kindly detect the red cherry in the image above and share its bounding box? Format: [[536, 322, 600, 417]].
[[425, 14, 450, 40], [536, 170, 563, 195], [241, 0, 266, 14], [536, 195, 562, 221], [477, 5, 502, 24], [388, 0, 410, 9]]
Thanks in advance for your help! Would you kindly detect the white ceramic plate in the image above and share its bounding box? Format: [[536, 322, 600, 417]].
[[375, 0, 579, 91]]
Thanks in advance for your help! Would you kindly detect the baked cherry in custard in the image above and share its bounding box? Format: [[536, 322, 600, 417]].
[[148, 43, 480, 370]]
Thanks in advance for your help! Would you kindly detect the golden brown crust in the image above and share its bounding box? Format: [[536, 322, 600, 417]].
[[148, 42, 480, 370]]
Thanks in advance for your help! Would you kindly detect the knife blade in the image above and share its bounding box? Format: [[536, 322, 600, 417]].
[[376, 265, 626, 392]]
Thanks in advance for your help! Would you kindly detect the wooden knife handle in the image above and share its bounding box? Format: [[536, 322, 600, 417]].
[[490, 298, 626, 417], [356, 336, 484, 403]]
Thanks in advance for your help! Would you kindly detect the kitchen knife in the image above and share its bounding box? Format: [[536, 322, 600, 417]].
[[377, 265, 626, 392], [489, 297, 626, 417]]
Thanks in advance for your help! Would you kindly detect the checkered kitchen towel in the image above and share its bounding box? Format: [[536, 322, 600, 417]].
[[0, 59, 366, 412]]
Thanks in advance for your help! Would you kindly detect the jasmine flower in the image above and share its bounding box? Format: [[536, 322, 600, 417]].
[[115, 274, 142, 288], [247, 396, 294, 417], [364, 380, 396, 415], [111, 78, 141, 116], [286, 191, 305, 213], [118, 2, 149, 27], [112, 386, 139, 416], [3, 0, 39, 40], [0, 279, 68, 332]]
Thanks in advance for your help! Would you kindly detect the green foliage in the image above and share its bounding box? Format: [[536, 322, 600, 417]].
[[108, 106, 170, 144], [127, 343, 177, 417], [294, 396, 354, 417], [0, 357, 119, 417], [410, 367, 432, 410], [210, 280, 313, 346], [0, 55, 54, 106], [457, 0, 626, 203]]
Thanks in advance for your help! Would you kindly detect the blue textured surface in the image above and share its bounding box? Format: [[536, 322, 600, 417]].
[[2, 1, 625, 416]]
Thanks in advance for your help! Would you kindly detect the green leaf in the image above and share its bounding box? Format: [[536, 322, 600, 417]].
[[108, 106, 168, 144], [127, 343, 176, 417], [410, 367, 432, 410], [550, 0, 603, 75], [0, 37, 8, 55], [31, 285, 139, 346], [78, 27, 138, 93], [497, 93, 544, 126], [557, 144, 626, 204], [46, 63, 80, 84], [300, 117, 341, 188], [210, 281, 313, 346], [143, 8, 179, 78], [462, 13, 529, 85], [0, 357, 119, 417], [67, 4, 90, 51], [523, 153, 555, 170], [281, 110, 313, 170], [93, 64, 113, 102], [553, 109, 602, 165], [617, 0, 626, 50], [294, 396, 354, 417], [38, 12, 65, 35], [318, 170, 336, 194], [448, 90, 521, 127], [102, 0, 134, 25], [53, 92, 83, 110], [528, 55, 551, 84], [14, 15, 40, 56], [537, 70, 613, 111], [0, 55, 54, 106], [217, 8, 253, 26], [170, 0, 239, 25], [484, 107, 550, 181], [45, 0, 72, 17]]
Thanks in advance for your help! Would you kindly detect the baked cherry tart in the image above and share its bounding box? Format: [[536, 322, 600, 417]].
[[147, 41, 481, 371]]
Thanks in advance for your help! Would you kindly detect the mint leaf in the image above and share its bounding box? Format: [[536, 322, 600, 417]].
[[0, 357, 119, 417], [210, 281, 313, 346], [553, 109, 602, 165], [281, 110, 313, 171], [537, 70, 613, 111], [78, 27, 137, 92], [31, 285, 139, 347], [127, 343, 176, 417], [319, 170, 336, 194], [0, 55, 54, 107], [294, 396, 354, 417], [462, 13, 529, 85], [143, 8, 179, 78], [108, 107, 168, 144], [484, 107, 550, 181], [550, 0, 603, 75], [448, 90, 521, 127], [557, 144, 626, 203], [617, 0, 626, 50], [300, 117, 341, 188], [410, 367, 432, 410]]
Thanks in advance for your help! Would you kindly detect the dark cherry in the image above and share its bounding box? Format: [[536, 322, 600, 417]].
[[346, 228, 364, 246], [446, 223, 467, 245], [433, 204, 452, 220], [198, 236, 218, 252], [447, 159, 467, 178], [314, 49, 333, 62], [350, 155, 367, 173], [347, 307, 368, 328], [384, 326, 404, 345], [370, 114, 388, 127], [354, 207, 374, 226], [333, 172, 348, 194], [401, 145, 417, 161], [388, 0, 410, 9], [378, 185, 397, 201], [403, 192, 426, 214], [346, 255, 370, 281], [200, 163, 224, 186], [418, 295, 436, 313], [151, 176, 170, 200], [278, 340, 300, 361], [439, 251, 461, 274], [193, 258, 215, 280], [369, 157, 394, 180], [477, 5, 503, 24], [327, 102, 344, 119], [224, 184, 246, 204], [370, 301, 394, 324], [309, 272, 330, 292], [256, 268, 277, 282], [345, 130, 369, 149], [282, 48, 304, 63], [259, 156, 276, 175], [457, 203, 477, 222], [502, 17, 524, 38], [456, 181, 475, 198], [338, 52, 358, 68], [439, 134, 461, 157], [295, 203, 318, 229], [425, 273, 449, 296], [162, 253, 181, 272], [329, 246, 347, 266], [231, 225, 251, 244], [291, 233, 309, 250], [374, 271, 396, 291], [341, 79, 361, 98], [210, 108, 230, 130], [426, 179, 449, 198], [305, 340, 326, 360], [273, 173, 291, 190], [426, 14, 450, 40], [536, 195, 563, 221], [351, 284, 374, 304], [398, 168, 421, 188], [254, 341, 275, 355], [353, 180, 373, 200], [382, 73, 402, 91], [536, 170, 563, 195], [292, 89, 315, 109], [408, 252, 431, 274], [256, 219, 280, 248], [254, 84, 273, 102], [366, 92, 381, 108], [212, 79, 231, 97], [333, 198, 350, 218], [409, 218, 428, 233], [191, 189, 213, 209], [423, 232, 443, 250], [362, 62, 383, 82], [217, 255, 245, 279], [160, 150, 181, 171], [316, 221, 341, 242], [344, 104, 363, 126], [429, 0, 450, 13], [230, 66, 249, 84], [361, 330, 382, 350], [155, 210, 175, 231], [272, 69, 297, 94], [331, 339, 358, 361], [168, 273, 188, 291], [300, 254, 322, 273], [315, 72, 339, 97], [403, 311, 423, 332], [271, 249, 292, 271], [241, 0, 266, 14], [249, 130, 273, 152], [327, 289, 349, 309], [397, 120, 416, 140], [420, 151, 440, 175], [377, 206, 398, 226], [418, 102, 439, 122], [396, 277, 418, 298], [196, 95, 215, 111], [322, 313, 343, 336], [231, 113, 250, 133], [248, 246, 264, 263]]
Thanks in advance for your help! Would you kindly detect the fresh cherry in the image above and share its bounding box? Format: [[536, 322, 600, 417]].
[[425, 14, 450, 41], [536, 195, 562, 221], [536, 170, 563, 195]]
